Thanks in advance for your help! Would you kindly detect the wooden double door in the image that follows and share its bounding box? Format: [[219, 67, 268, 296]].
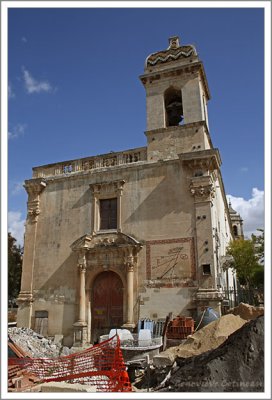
[[91, 271, 123, 342]]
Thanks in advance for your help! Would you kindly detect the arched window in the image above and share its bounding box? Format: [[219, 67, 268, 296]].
[[164, 87, 183, 127], [233, 225, 238, 236]]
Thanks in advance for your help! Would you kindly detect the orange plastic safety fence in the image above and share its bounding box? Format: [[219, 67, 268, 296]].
[[8, 335, 131, 392]]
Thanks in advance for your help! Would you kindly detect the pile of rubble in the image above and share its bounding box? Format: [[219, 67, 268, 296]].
[[8, 303, 264, 393], [133, 303, 264, 392], [158, 315, 264, 392], [8, 327, 73, 358], [153, 313, 247, 367]]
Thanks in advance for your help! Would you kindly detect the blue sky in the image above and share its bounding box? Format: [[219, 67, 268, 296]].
[[7, 5, 265, 244]]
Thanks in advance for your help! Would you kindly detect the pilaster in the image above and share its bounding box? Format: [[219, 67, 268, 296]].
[[17, 179, 46, 328], [180, 151, 224, 312]]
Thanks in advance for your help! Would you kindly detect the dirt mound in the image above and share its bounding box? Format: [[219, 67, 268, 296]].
[[154, 313, 246, 366], [159, 316, 264, 392], [228, 302, 264, 321]]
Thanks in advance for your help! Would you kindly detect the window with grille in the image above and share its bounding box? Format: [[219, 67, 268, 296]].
[[202, 264, 211, 275], [100, 198, 117, 230]]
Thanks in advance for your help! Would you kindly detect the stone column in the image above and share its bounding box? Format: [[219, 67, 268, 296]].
[[73, 252, 88, 346], [78, 262, 86, 322], [17, 179, 46, 328], [122, 249, 136, 329]]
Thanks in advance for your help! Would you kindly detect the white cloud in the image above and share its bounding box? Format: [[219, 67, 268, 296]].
[[8, 123, 26, 140], [10, 181, 24, 196], [228, 188, 264, 238], [8, 211, 26, 247], [22, 67, 53, 94], [8, 83, 15, 99], [240, 167, 249, 173]]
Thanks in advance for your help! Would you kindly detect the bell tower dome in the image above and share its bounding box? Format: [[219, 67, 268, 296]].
[[140, 36, 213, 162]]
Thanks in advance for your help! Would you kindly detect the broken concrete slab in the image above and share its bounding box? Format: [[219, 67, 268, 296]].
[[53, 334, 63, 345], [32, 382, 96, 392], [153, 351, 176, 368]]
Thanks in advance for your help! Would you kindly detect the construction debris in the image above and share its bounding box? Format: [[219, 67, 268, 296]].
[[227, 302, 264, 321], [166, 316, 194, 340], [158, 316, 264, 392], [28, 382, 97, 392], [8, 327, 73, 358], [153, 313, 246, 367], [9, 333, 132, 393], [8, 303, 265, 393]]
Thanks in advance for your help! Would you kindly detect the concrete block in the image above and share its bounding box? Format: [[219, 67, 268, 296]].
[[53, 334, 63, 345], [138, 329, 152, 346], [153, 352, 176, 368], [39, 382, 96, 392]]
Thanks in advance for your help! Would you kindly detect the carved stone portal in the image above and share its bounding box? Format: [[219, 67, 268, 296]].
[[71, 232, 142, 345]]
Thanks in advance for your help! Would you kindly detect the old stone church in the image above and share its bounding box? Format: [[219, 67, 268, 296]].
[[17, 36, 242, 346]]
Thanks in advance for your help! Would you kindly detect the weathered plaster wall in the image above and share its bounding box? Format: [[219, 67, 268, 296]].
[[30, 160, 196, 338]]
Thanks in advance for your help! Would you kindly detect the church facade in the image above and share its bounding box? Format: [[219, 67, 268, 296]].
[[17, 37, 238, 346]]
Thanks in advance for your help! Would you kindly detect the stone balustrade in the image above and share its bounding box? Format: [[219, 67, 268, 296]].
[[32, 147, 147, 178]]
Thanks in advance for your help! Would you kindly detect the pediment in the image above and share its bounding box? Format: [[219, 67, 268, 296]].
[[71, 232, 142, 252], [70, 234, 93, 251]]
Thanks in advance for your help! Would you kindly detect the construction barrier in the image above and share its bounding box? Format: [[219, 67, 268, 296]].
[[8, 335, 131, 392]]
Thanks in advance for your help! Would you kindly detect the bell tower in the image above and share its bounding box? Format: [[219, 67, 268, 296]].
[[140, 37, 231, 315], [228, 201, 244, 239], [140, 36, 212, 162]]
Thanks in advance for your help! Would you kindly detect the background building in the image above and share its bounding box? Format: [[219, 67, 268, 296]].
[[17, 37, 236, 346]]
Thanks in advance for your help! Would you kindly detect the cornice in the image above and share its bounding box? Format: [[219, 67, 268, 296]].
[[140, 61, 210, 100], [179, 148, 222, 171]]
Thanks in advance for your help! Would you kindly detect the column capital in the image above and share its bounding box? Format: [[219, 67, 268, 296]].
[[125, 253, 136, 273], [24, 178, 47, 199], [78, 252, 87, 272], [188, 175, 215, 201], [189, 180, 215, 201], [25, 179, 46, 223], [126, 261, 134, 273]]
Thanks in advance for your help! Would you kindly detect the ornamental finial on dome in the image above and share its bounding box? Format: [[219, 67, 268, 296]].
[[145, 36, 198, 69], [168, 36, 180, 49]]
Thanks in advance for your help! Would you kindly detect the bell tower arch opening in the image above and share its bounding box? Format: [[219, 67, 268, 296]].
[[164, 86, 184, 127]]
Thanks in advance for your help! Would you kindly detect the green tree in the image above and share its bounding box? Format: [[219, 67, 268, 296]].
[[251, 229, 264, 286], [8, 233, 23, 303], [251, 229, 264, 264], [226, 238, 260, 288]]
